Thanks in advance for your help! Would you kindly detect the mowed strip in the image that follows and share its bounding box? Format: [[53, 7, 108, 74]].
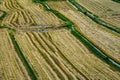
[[0, 0, 66, 29], [47, 1, 120, 64], [0, 29, 31, 80], [18, 0, 66, 27], [0, 0, 22, 12], [74, 0, 120, 28], [1, 10, 36, 28], [15, 29, 120, 80]]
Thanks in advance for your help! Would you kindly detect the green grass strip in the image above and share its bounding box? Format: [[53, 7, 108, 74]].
[[0, 11, 7, 27], [33, 0, 64, 3], [0, 26, 15, 31], [68, 0, 120, 34], [0, 26, 7, 28], [9, 30, 37, 80], [0, 11, 7, 20], [34, 1, 120, 70], [112, 0, 120, 3], [71, 28, 120, 70]]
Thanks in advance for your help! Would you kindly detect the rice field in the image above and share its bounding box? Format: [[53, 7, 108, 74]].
[[0, 0, 65, 29], [0, 0, 120, 80], [47, 1, 120, 64], [15, 29, 120, 80], [0, 29, 31, 80], [74, 0, 120, 28]]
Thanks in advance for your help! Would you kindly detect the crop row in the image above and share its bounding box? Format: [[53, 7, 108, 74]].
[[47, 1, 120, 65], [1, 1, 66, 29], [68, 0, 120, 34], [34, 0, 120, 70], [15, 29, 120, 79], [0, 29, 32, 80], [1, 0, 120, 79], [0, 0, 22, 11], [1, 0, 66, 30], [9, 30, 37, 80]]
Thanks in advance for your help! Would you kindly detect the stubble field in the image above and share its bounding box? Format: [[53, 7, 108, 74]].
[[0, 0, 120, 80]]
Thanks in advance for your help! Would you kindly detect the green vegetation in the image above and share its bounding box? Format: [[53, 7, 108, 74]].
[[0, 11, 7, 20], [68, 0, 120, 34], [33, 0, 60, 3], [112, 0, 120, 3], [9, 31, 38, 80], [1, 0, 120, 79], [33, 0, 120, 70], [71, 29, 120, 70]]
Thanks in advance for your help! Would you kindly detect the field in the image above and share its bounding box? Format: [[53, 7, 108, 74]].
[[47, 1, 120, 65], [74, 0, 120, 29], [15, 29, 120, 80], [0, 0, 65, 29], [0, 0, 120, 80], [0, 29, 31, 80]]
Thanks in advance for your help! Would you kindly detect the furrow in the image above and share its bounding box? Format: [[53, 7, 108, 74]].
[[36, 32, 78, 80], [0, 29, 31, 80], [25, 33, 61, 80], [47, 1, 120, 64], [31, 33, 69, 80]]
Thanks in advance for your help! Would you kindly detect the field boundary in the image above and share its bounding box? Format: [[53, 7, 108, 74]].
[[0, 11, 15, 30], [33, 0, 120, 70], [0, 11, 7, 20], [68, 0, 120, 34], [112, 0, 120, 3], [9, 30, 38, 80]]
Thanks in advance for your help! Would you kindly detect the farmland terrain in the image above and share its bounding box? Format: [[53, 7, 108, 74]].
[[0, 0, 120, 80], [71, 0, 120, 33]]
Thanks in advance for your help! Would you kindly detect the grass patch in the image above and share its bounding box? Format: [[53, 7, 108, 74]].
[[0, 11, 7, 20], [112, 0, 120, 3], [9, 31, 37, 80], [68, 0, 120, 34], [34, 0, 120, 70]]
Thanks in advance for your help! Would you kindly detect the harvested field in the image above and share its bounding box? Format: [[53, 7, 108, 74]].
[[15, 29, 120, 80], [47, 1, 120, 64], [0, 0, 120, 80], [74, 0, 120, 28], [0, 0, 65, 29], [0, 29, 31, 80]]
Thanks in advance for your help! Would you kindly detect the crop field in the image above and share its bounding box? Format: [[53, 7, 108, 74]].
[[15, 29, 120, 80], [0, 0, 120, 80], [47, 1, 120, 65], [74, 0, 120, 29], [0, 0, 65, 29], [0, 29, 31, 80], [0, 11, 3, 23]]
